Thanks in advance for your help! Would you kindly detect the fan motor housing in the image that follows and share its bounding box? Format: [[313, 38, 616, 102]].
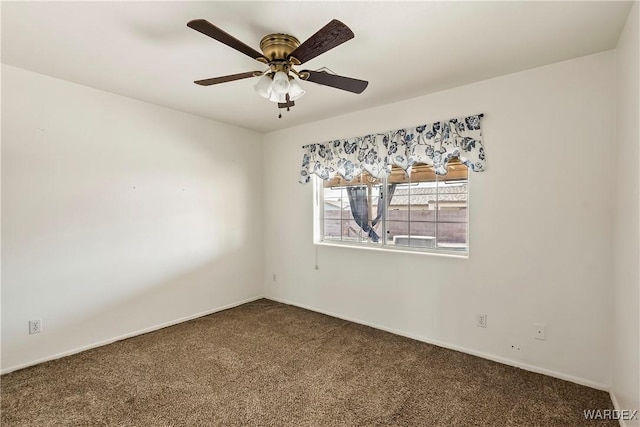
[[260, 33, 300, 61]]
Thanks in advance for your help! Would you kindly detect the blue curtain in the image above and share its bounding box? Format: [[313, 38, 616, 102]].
[[346, 184, 396, 242]]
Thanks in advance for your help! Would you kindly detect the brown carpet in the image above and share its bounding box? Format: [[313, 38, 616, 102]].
[[1, 299, 616, 426]]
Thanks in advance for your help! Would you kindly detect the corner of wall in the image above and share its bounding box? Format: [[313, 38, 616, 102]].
[[612, 1, 640, 422]]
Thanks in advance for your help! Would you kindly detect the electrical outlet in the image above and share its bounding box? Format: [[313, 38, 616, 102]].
[[29, 319, 42, 334], [534, 323, 546, 340], [476, 314, 487, 328], [272, 274, 277, 282]]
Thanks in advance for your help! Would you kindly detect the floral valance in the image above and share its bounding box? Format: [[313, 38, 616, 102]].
[[299, 114, 485, 183]]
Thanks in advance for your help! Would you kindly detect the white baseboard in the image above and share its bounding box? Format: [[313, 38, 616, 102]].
[[1, 295, 263, 375], [3, 293, 612, 395], [610, 390, 633, 427], [266, 295, 610, 392]]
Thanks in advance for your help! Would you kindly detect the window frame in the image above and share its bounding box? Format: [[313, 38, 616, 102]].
[[313, 164, 470, 258]]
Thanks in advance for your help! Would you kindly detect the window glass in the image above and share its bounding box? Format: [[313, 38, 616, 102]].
[[319, 160, 468, 255]]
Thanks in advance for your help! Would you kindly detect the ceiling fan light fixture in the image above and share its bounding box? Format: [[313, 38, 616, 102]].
[[271, 71, 291, 95], [189, 19, 367, 115], [268, 90, 287, 103], [254, 74, 273, 99], [288, 78, 306, 101]]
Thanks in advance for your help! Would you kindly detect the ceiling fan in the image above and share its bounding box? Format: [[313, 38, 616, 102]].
[[187, 19, 368, 117]]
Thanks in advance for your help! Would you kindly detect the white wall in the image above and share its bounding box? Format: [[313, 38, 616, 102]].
[[263, 51, 616, 389], [1, 65, 264, 372], [613, 3, 640, 423], [2, 31, 633, 406]]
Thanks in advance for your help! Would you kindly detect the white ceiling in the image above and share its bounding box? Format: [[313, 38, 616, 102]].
[[1, 1, 633, 133]]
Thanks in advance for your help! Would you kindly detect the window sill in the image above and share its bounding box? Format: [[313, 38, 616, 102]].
[[314, 240, 469, 259]]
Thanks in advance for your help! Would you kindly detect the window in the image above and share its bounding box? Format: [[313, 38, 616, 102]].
[[315, 160, 469, 255]]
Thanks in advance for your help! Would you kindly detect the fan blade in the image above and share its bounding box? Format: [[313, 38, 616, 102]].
[[194, 71, 261, 86], [302, 70, 368, 94], [187, 19, 266, 62], [288, 20, 354, 65]]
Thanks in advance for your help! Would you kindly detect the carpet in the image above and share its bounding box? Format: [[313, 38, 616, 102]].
[[1, 299, 617, 426]]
